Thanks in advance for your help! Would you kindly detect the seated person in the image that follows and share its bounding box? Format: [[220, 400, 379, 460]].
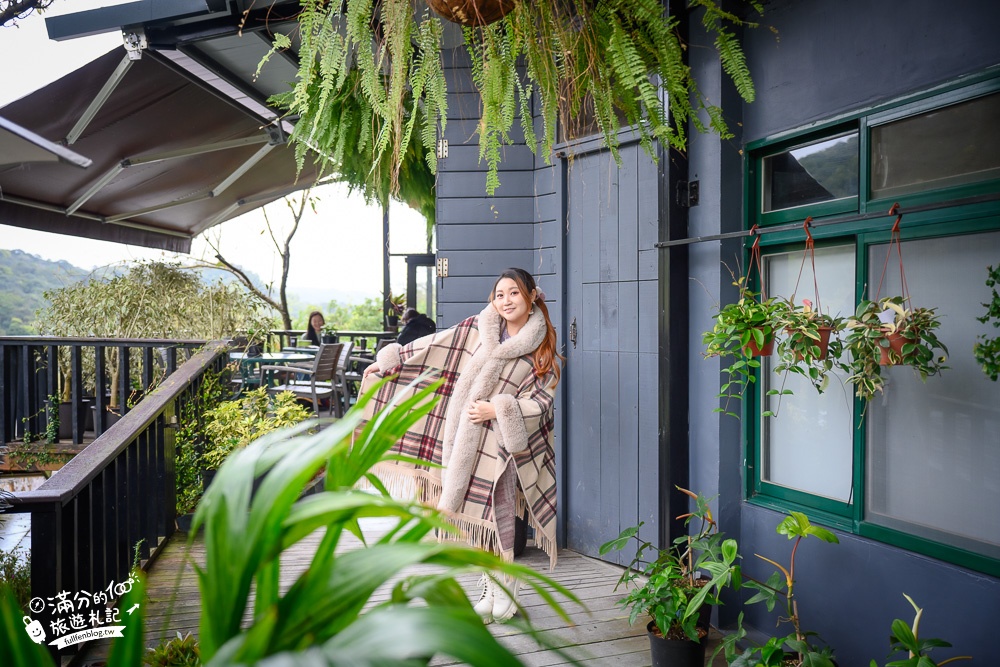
[[304, 310, 325, 347], [396, 308, 436, 346]]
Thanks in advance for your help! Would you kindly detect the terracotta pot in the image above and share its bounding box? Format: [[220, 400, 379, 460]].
[[792, 325, 833, 361], [743, 328, 775, 357], [646, 620, 706, 667], [878, 331, 916, 366], [425, 0, 515, 26]]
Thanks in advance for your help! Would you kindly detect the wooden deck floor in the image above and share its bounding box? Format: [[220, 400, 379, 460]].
[[75, 518, 726, 667]]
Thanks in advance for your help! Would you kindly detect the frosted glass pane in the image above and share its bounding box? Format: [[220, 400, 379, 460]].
[[866, 231, 1000, 559], [761, 245, 856, 501]]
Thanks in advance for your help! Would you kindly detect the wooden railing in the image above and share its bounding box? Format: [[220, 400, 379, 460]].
[[0, 337, 205, 447], [4, 341, 229, 659]]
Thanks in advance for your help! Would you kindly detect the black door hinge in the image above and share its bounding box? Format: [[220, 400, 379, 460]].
[[676, 180, 699, 207]]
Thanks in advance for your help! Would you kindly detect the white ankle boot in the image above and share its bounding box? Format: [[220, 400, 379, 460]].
[[472, 573, 496, 623], [491, 578, 521, 623]]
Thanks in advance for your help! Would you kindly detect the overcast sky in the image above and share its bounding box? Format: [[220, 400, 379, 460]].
[[0, 0, 430, 305]]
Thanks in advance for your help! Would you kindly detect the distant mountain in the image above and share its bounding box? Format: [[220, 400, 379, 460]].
[[0, 249, 89, 335]]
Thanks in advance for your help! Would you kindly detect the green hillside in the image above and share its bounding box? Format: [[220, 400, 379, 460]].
[[0, 249, 88, 335]]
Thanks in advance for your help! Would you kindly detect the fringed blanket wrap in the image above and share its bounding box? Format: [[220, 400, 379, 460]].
[[359, 303, 558, 568]]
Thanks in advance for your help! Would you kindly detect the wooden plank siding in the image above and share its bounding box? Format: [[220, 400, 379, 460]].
[[433, 47, 663, 572]]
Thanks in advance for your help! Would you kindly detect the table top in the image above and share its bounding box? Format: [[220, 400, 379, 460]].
[[229, 351, 314, 363]]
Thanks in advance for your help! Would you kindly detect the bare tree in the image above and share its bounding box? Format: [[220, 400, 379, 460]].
[[201, 191, 315, 331], [0, 0, 55, 26]]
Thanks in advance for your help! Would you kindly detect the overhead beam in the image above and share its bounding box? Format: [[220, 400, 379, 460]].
[[46, 0, 217, 41], [0, 194, 191, 239], [65, 55, 134, 145], [209, 143, 274, 197]]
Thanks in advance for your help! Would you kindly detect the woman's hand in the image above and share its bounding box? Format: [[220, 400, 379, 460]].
[[362, 363, 380, 380], [466, 400, 496, 424]]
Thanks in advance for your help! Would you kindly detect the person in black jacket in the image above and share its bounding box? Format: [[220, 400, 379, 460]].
[[396, 308, 436, 346], [304, 310, 325, 347]]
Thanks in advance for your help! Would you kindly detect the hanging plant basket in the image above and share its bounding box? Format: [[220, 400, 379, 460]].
[[793, 324, 833, 361], [743, 327, 775, 357], [878, 330, 916, 366], [425, 0, 514, 26]]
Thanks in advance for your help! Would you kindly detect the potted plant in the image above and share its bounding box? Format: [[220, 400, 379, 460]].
[[385, 291, 406, 328], [200, 387, 311, 491], [844, 296, 948, 401], [973, 264, 1000, 382], [270, 1, 759, 200], [600, 490, 741, 667], [704, 276, 792, 418], [774, 299, 848, 394], [720, 511, 840, 667]]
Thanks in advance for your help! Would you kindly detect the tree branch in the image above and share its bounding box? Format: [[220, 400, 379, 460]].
[[212, 253, 281, 315], [0, 0, 54, 26]]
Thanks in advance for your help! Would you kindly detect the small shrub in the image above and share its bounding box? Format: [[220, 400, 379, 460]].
[[0, 547, 31, 610], [143, 631, 200, 667]]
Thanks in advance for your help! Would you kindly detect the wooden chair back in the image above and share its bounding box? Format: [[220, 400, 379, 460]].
[[314, 343, 343, 383]]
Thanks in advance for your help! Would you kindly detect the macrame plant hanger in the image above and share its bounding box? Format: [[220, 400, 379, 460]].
[[873, 203, 910, 305], [789, 217, 823, 316]]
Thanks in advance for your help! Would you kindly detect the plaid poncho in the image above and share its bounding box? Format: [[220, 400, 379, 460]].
[[360, 303, 558, 568]]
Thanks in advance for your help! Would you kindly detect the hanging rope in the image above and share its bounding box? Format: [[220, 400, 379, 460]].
[[747, 224, 767, 299], [873, 203, 910, 303], [789, 216, 823, 314]]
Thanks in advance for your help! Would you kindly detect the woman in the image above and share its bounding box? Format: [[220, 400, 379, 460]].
[[360, 267, 562, 624], [304, 310, 325, 347]]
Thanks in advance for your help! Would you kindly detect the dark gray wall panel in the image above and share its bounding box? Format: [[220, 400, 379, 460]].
[[436, 302, 486, 325], [638, 279, 658, 355], [437, 144, 535, 172], [637, 351, 659, 547], [566, 350, 604, 554], [535, 192, 559, 224], [618, 281, 639, 354], [436, 171, 534, 199], [742, 0, 1000, 141], [580, 282, 600, 351], [437, 197, 535, 224], [598, 155, 620, 282], [443, 249, 535, 275], [599, 351, 621, 563], [534, 164, 558, 196], [446, 92, 483, 121], [617, 351, 640, 565], [436, 223, 533, 250], [638, 248, 657, 282], [617, 144, 639, 282], [535, 220, 560, 250], [599, 282, 619, 352]]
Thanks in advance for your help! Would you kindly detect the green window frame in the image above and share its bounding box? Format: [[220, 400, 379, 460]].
[[742, 73, 1000, 578]]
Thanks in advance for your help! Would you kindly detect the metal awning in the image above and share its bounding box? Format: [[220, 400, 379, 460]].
[[0, 115, 92, 169], [0, 1, 320, 252]]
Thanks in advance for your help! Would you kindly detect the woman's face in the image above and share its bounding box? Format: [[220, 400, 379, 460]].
[[493, 277, 533, 328], [310, 314, 324, 330]]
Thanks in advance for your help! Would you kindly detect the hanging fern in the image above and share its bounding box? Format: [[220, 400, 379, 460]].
[[273, 0, 762, 202]]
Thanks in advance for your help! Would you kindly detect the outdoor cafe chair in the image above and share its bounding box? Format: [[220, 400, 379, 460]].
[[261, 342, 343, 417], [332, 341, 354, 417]]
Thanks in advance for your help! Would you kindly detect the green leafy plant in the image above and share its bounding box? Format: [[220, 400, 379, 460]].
[[44, 394, 59, 444], [0, 568, 147, 667], [144, 631, 201, 667], [189, 376, 582, 664], [870, 595, 971, 667], [2, 438, 58, 470], [775, 300, 848, 394], [201, 387, 311, 472], [272, 0, 761, 201], [703, 275, 792, 418], [0, 548, 31, 610], [599, 489, 740, 643], [175, 368, 231, 516], [844, 296, 948, 402], [723, 512, 839, 667], [973, 264, 1000, 381]]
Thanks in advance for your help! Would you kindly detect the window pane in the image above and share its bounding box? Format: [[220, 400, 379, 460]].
[[870, 92, 1000, 200], [761, 245, 856, 501], [866, 231, 1000, 560], [762, 134, 859, 212]]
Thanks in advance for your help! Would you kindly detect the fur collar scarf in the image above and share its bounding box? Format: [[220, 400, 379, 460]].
[[438, 303, 547, 510]]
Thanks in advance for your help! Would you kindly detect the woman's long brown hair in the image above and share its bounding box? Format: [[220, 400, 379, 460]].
[[491, 268, 564, 385]]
